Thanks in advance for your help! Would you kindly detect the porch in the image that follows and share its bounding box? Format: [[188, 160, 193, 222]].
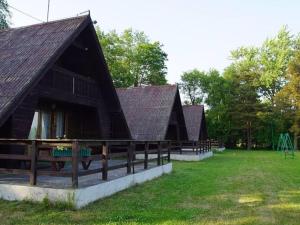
[[136, 140, 213, 161], [0, 139, 172, 207]]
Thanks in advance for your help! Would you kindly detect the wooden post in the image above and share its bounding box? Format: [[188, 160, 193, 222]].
[[195, 141, 199, 155], [102, 142, 108, 180], [30, 141, 37, 186], [127, 142, 133, 174], [157, 142, 161, 166], [161, 143, 164, 165], [132, 143, 136, 174], [199, 140, 202, 153], [167, 141, 171, 162], [179, 141, 182, 154], [206, 140, 208, 152], [144, 142, 149, 169], [72, 140, 79, 188]]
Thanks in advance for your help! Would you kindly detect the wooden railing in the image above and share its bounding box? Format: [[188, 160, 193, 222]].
[[170, 140, 212, 154], [0, 139, 171, 188], [210, 139, 223, 149]]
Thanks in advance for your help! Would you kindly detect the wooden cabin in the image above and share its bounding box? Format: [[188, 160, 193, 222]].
[[0, 15, 130, 166], [117, 85, 188, 141], [182, 105, 208, 141]]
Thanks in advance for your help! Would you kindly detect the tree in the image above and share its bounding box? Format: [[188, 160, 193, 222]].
[[225, 47, 263, 150], [179, 27, 300, 150], [179, 69, 233, 145], [0, 0, 9, 29], [179, 69, 205, 105], [258, 26, 296, 105], [276, 51, 300, 150], [198, 69, 233, 146], [96, 28, 168, 88]]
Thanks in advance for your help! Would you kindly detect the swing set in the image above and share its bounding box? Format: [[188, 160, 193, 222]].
[[277, 133, 295, 159]]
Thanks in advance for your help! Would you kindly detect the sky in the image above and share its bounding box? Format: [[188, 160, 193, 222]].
[[8, 0, 300, 84]]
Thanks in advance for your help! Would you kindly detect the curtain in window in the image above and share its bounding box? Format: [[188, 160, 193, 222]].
[[41, 111, 51, 139], [28, 111, 39, 139], [56, 112, 64, 138]]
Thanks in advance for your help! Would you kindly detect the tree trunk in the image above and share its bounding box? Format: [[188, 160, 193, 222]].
[[294, 133, 298, 150], [247, 121, 252, 150]]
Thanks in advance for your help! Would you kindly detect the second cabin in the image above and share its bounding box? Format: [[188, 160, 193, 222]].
[[117, 85, 188, 142]]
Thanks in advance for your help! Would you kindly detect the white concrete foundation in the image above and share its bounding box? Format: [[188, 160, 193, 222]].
[[136, 151, 213, 161], [0, 163, 172, 209], [170, 151, 213, 161], [214, 147, 226, 152]]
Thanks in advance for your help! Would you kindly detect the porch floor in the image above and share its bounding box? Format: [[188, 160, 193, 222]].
[[0, 160, 158, 189]]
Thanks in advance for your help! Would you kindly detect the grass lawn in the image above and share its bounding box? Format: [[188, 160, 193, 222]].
[[1, 150, 300, 225]]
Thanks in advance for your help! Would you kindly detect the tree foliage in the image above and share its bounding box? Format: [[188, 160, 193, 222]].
[[275, 51, 300, 149], [180, 26, 300, 150], [96, 28, 168, 88], [179, 69, 205, 105], [0, 0, 10, 29]]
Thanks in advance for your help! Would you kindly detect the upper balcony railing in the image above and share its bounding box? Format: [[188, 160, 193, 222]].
[[39, 66, 100, 99]]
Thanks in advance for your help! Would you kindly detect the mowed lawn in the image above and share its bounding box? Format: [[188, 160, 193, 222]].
[[1, 150, 300, 225]]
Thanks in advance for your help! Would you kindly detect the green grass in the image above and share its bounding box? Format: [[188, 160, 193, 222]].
[[1, 150, 300, 225]]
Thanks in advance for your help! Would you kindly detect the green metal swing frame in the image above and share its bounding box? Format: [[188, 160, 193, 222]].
[[277, 133, 294, 159]]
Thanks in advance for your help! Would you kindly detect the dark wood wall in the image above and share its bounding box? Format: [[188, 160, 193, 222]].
[[0, 24, 130, 141], [0, 66, 127, 140], [165, 92, 188, 141]]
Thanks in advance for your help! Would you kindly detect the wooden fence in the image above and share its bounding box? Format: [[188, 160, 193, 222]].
[[0, 139, 171, 188], [170, 140, 212, 154], [210, 139, 223, 149]]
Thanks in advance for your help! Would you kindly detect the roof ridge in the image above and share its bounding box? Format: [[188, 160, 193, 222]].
[[116, 84, 177, 90], [183, 104, 204, 107], [0, 15, 89, 33]]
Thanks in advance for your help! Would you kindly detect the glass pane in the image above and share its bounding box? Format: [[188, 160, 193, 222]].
[[56, 111, 64, 138], [28, 111, 39, 139], [41, 111, 51, 139]]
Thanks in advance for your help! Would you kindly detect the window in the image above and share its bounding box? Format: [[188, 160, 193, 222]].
[[28, 110, 66, 139]]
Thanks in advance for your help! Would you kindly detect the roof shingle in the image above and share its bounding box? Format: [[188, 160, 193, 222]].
[[183, 105, 206, 141], [117, 85, 181, 141]]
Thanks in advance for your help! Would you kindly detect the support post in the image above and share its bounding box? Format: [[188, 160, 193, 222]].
[[30, 141, 37, 186], [200, 140, 203, 153], [102, 142, 108, 180], [72, 140, 79, 188], [144, 142, 149, 169], [206, 140, 209, 152], [195, 141, 199, 155], [132, 142, 136, 174], [179, 141, 182, 154], [157, 142, 161, 166], [167, 141, 171, 162], [127, 142, 133, 174]]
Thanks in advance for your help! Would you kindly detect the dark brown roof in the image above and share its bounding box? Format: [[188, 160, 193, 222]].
[[0, 15, 90, 125], [183, 105, 207, 141], [117, 85, 187, 141]]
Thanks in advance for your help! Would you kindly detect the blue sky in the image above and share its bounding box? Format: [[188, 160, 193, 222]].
[[8, 0, 300, 84]]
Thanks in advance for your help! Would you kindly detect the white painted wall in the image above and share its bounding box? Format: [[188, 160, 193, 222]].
[[0, 163, 172, 209]]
